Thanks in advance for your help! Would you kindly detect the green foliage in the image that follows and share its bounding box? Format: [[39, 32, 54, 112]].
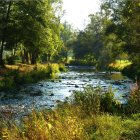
[[72, 86, 121, 115], [72, 86, 101, 115], [126, 90, 140, 114], [6, 55, 17, 65], [71, 11, 125, 70], [0, 76, 15, 91], [70, 58, 96, 66], [71, 0, 140, 74], [0, 64, 61, 91], [59, 21, 77, 62], [58, 63, 67, 72], [100, 88, 121, 113], [109, 60, 132, 71], [0, 0, 63, 65], [1, 86, 140, 140], [45, 63, 60, 78], [121, 113, 140, 140], [89, 115, 123, 140], [122, 64, 140, 80], [101, 0, 140, 78]]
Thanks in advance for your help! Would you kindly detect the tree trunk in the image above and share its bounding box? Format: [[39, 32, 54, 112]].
[[0, 1, 12, 66], [24, 49, 29, 64], [136, 77, 140, 90], [47, 53, 51, 62], [0, 40, 5, 66], [31, 52, 37, 64], [21, 49, 25, 63]]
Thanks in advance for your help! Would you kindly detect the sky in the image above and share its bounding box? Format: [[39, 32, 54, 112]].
[[62, 0, 101, 30]]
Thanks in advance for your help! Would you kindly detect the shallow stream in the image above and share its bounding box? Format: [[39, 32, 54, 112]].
[[0, 67, 133, 119]]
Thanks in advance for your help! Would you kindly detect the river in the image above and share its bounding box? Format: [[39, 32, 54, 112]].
[[0, 67, 133, 119]]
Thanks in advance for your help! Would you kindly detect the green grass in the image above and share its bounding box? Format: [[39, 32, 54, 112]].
[[109, 60, 132, 71], [0, 63, 64, 91], [122, 114, 140, 140], [0, 86, 140, 140]]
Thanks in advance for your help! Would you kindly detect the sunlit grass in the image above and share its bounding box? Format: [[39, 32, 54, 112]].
[[0, 63, 64, 90], [0, 87, 140, 140], [0, 105, 140, 140], [5, 64, 35, 73], [109, 60, 132, 71]]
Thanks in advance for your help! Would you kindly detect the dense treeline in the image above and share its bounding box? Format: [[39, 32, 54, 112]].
[[0, 0, 140, 80], [0, 0, 63, 65], [0, 1, 140, 139], [68, 0, 140, 82]]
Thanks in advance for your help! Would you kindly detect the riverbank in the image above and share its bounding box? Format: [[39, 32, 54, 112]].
[[0, 63, 66, 91], [0, 86, 140, 140], [0, 70, 132, 119], [109, 60, 132, 71]]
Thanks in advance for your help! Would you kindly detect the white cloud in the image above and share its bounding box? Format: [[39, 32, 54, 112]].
[[62, 0, 101, 30]]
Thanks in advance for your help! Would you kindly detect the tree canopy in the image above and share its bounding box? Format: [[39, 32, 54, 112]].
[[0, 0, 63, 64]]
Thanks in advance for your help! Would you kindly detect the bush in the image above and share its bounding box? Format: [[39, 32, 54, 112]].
[[122, 64, 140, 80], [0, 64, 60, 91], [126, 90, 140, 114], [71, 86, 120, 115], [0, 86, 140, 140], [72, 86, 101, 115], [100, 87, 121, 113], [69, 59, 95, 66], [58, 63, 67, 72], [0, 76, 15, 91], [6, 55, 18, 65], [121, 114, 140, 140]]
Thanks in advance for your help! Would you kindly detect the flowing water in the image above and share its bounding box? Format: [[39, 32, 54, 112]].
[[0, 67, 133, 119]]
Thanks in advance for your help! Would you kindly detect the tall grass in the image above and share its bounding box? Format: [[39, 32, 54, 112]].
[[72, 86, 121, 115], [126, 90, 140, 114], [0, 63, 62, 91], [0, 86, 140, 140]]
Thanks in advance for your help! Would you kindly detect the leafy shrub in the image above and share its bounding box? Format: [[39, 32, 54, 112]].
[[72, 86, 121, 115], [0, 86, 140, 140], [0, 76, 15, 91], [6, 55, 18, 65], [122, 64, 140, 80], [58, 87, 119, 116], [70, 59, 95, 66], [58, 63, 67, 72], [121, 113, 140, 140], [0, 64, 60, 91], [126, 90, 140, 114], [100, 87, 121, 113], [89, 115, 123, 140], [72, 86, 102, 115]]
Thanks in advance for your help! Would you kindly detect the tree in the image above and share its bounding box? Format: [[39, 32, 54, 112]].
[[0, 0, 63, 65], [0, 0, 12, 65], [59, 21, 77, 62], [72, 14, 103, 64], [102, 0, 140, 80]]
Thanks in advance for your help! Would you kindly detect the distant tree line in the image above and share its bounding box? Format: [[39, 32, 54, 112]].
[[0, 0, 140, 82], [66, 0, 140, 81]]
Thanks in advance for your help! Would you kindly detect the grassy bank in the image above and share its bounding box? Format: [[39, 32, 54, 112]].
[[109, 60, 132, 71], [0, 86, 140, 140], [0, 63, 66, 91]]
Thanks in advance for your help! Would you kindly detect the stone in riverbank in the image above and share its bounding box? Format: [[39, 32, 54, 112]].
[[30, 90, 43, 96]]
